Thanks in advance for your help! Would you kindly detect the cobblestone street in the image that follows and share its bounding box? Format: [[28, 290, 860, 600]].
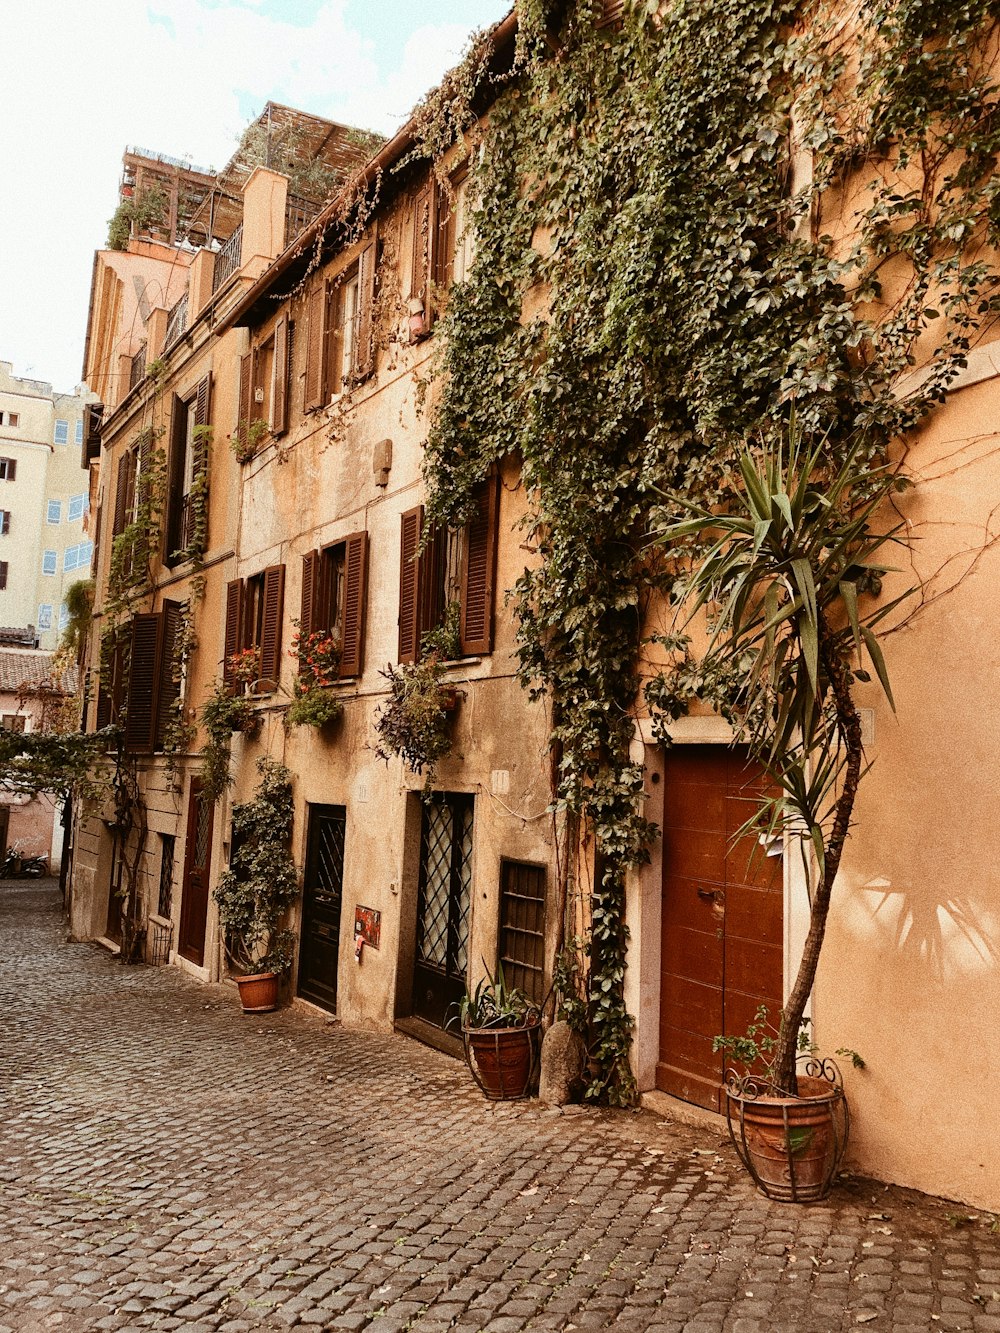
[[1, 881, 998, 1333]]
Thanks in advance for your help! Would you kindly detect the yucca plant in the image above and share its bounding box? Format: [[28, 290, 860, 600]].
[[656, 424, 912, 1093]]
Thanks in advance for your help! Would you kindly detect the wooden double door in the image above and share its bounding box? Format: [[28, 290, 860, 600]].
[[657, 746, 784, 1112]]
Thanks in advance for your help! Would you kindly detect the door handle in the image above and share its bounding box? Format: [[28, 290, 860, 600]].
[[697, 887, 715, 901]]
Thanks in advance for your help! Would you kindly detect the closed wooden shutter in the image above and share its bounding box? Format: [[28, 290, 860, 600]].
[[0, 561, 7, 589], [300, 549, 321, 641], [137, 430, 153, 507], [223, 579, 243, 690], [125, 612, 164, 754], [166, 396, 186, 557], [398, 506, 423, 663], [410, 181, 435, 338], [303, 283, 326, 411], [154, 601, 183, 750], [460, 474, 500, 655], [237, 353, 252, 454], [339, 531, 369, 678], [0, 511, 8, 535], [596, 0, 625, 25], [355, 239, 377, 381], [272, 316, 289, 435], [5, 458, 14, 482], [113, 453, 129, 537], [258, 564, 286, 690]]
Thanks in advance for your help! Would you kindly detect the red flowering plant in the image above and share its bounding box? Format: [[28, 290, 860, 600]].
[[227, 647, 260, 690], [285, 624, 343, 730]]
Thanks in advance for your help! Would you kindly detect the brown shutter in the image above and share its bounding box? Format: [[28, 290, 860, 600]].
[[0, 561, 7, 590], [339, 531, 369, 678], [303, 283, 325, 411], [125, 612, 164, 754], [410, 181, 435, 337], [258, 563, 285, 690], [237, 353, 252, 454], [355, 238, 377, 381], [272, 316, 289, 435], [95, 673, 112, 731], [113, 454, 128, 537], [223, 579, 243, 689], [137, 429, 152, 506], [460, 474, 501, 655], [7, 458, 15, 482], [398, 506, 423, 663], [0, 511, 8, 535], [154, 601, 182, 750], [166, 397, 186, 557], [299, 549, 321, 642], [596, 0, 625, 25]]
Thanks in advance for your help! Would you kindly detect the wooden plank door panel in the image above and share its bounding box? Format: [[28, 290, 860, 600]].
[[178, 779, 214, 966]]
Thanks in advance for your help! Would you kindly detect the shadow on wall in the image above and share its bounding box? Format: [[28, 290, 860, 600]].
[[865, 877, 999, 983]]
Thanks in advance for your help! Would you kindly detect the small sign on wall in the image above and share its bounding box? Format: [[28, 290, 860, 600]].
[[354, 905, 381, 950]]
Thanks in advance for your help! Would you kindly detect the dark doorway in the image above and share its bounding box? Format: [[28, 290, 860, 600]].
[[178, 778, 214, 966], [411, 793, 474, 1030], [657, 746, 783, 1112], [297, 804, 346, 1012], [105, 831, 125, 943]]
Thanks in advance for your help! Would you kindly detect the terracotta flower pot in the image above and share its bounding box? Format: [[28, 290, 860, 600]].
[[235, 971, 280, 1013], [724, 1067, 849, 1202], [464, 1019, 540, 1100]]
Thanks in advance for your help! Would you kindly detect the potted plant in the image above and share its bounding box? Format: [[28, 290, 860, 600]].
[[655, 426, 910, 1199], [212, 757, 299, 1012], [374, 650, 460, 789], [284, 627, 344, 731], [452, 962, 541, 1100]]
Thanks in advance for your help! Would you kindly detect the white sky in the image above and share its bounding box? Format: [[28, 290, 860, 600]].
[[0, 0, 510, 394]]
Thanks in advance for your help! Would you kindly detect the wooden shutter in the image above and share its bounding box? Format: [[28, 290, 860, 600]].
[[460, 474, 501, 655], [410, 180, 436, 338], [6, 458, 14, 482], [433, 186, 455, 293], [596, 0, 625, 25], [154, 601, 182, 750], [0, 511, 8, 536], [398, 506, 423, 663], [194, 373, 211, 434], [303, 283, 326, 411], [272, 316, 289, 435], [125, 612, 164, 754], [355, 239, 377, 381], [166, 397, 186, 557], [0, 561, 7, 590], [237, 353, 252, 455], [223, 579, 243, 690], [339, 531, 369, 678], [258, 564, 286, 690], [113, 453, 129, 537], [299, 549, 321, 641]]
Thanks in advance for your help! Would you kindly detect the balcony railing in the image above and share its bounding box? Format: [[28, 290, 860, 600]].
[[212, 223, 243, 294], [165, 291, 189, 348], [285, 195, 322, 248], [129, 342, 147, 394]]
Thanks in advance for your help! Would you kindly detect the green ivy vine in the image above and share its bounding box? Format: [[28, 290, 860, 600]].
[[415, 0, 1000, 1102]]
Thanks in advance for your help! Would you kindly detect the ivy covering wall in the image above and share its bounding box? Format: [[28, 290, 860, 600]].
[[419, 0, 1000, 1100]]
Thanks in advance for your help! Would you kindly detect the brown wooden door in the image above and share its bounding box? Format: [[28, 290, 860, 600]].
[[657, 746, 783, 1111], [297, 804, 345, 1012], [178, 779, 214, 966]]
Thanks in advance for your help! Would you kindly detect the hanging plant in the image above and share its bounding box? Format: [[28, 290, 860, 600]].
[[200, 677, 259, 802], [373, 652, 459, 789], [284, 626, 344, 730]]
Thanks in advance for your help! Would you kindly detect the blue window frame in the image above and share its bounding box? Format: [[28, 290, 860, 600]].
[[75, 420, 83, 445], [37, 604, 52, 630], [53, 420, 69, 445], [46, 499, 61, 525], [42, 550, 57, 575], [67, 494, 85, 522]]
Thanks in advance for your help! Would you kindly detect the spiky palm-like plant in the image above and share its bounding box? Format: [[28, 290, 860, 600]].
[[657, 428, 912, 1093]]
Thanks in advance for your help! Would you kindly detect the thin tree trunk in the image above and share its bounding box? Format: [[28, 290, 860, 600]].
[[775, 613, 864, 1094]]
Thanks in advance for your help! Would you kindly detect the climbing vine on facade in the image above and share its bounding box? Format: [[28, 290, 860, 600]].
[[414, 0, 1000, 1102]]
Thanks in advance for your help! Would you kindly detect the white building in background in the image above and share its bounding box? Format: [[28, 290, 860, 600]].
[[0, 360, 97, 650]]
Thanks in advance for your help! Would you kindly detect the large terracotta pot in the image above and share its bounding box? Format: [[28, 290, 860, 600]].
[[464, 1019, 540, 1100], [725, 1066, 849, 1202], [235, 971, 280, 1013]]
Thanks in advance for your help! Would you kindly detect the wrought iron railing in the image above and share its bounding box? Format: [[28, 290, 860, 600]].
[[212, 223, 243, 294], [165, 291, 189, 347], [285, 195, 322, 248], [129, 343, 147, 394]]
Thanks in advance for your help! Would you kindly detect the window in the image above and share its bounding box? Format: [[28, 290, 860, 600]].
[[67, 494, 86, 522], [75, 419, 84, 446], [37, 604, 52, 630], [0, 457, 16, 481], [42, 550, 57, 575], [0, 510, 8, 536], [223, 566, 285, 692], [53, 419, 69, 445], [165, 375, 210, 562], [397, 475, 500, 663], [303, 242, 376, 412], [59, 603, 68, 632], [236, 318, 295, 452], [499, 861, 547, 1007], [63, 542, 93, 572], [299, 533, 369, 679], [96, 603, 184, 753], [46, 499, 61, 525], [1, 714, 26, 732], [0, 412, 18, 428], [410, 173, 474, 336], [0, 560, 7, 590]]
